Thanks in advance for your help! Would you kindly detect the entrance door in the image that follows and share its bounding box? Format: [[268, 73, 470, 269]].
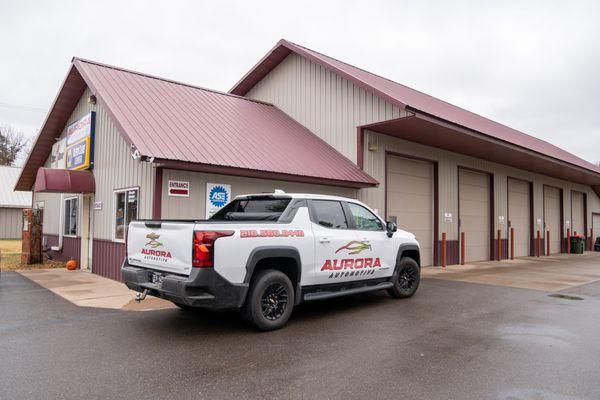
[[386, 155, 434, 266], [571, 191, 585, 237], [459, 169, 491, 263], [79, 195, 93, 271], [508, 178, 531, 257], [544, 186, 562, 254]]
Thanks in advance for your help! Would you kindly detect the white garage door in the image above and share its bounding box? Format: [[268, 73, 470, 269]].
[[386, 155, 434, 266], [508, 178, 531, 257], [593, 214, 600, 242], [544, 186, 562, 254], [571, 191, 585, 236], [459, 169, 491, 263]]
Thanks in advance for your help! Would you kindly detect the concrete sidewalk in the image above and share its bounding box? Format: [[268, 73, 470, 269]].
[[422, 252, 600, 292], [17, 268, 175, 311]]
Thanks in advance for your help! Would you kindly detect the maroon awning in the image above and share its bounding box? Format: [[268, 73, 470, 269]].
[[34, 168, 95, 193]]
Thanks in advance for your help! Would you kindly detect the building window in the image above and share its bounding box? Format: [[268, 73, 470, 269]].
[[64, 197, 78, 236], [114, 188, 139, 241]]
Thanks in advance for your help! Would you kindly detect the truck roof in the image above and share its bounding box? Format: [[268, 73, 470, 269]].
[[234, 192, 362, 203]]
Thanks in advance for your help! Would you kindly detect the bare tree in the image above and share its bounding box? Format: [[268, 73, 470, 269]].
[[0, 123, 29, 166]]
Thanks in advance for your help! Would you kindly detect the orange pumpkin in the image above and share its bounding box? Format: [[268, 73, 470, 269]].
[[66, 259, 77, 270]]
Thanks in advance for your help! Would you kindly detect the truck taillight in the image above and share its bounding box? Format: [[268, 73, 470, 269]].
[[192, 231, 234, 268]]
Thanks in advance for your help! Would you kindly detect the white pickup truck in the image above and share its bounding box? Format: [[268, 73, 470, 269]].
[[122, 192, 421, 330]]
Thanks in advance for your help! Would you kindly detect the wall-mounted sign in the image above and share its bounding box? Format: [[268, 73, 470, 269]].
[[168, 180, 190, 197], [206, 183, 231, 218], [93, 201, 103, 210], [50, 137, 66, 169], [537, 218, 542, 226], [498, 216, 506, 225], [565, 220, 571, 228], [444, 212, 453, 223], [66, 112, 95, 170]]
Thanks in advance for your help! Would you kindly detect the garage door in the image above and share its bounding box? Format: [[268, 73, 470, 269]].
[[459, 169, 490, 263], [386, 155, 434, 266], [571, 191, 585, 236], [544, 186, 562, 254], [593, 214, 600, 242], [508, 179, 531, 257]]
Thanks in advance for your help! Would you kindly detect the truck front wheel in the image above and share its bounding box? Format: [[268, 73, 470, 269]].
[[387, 257, 420, 298], [242, 269, 295, 331]]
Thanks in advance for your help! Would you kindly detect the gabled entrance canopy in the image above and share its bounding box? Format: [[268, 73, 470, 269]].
[[33, 168, 95, 194]]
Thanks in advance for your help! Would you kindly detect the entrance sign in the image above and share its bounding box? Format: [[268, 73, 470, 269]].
[[206, 183, 231, 218], [66, 112, 95, 170], [168, 180, 190, 197]]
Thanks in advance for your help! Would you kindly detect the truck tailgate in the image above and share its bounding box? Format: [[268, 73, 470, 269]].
[[127, 221, 195, 276]]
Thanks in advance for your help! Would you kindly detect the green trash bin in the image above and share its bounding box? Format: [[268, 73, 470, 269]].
[[570, 236, 585, 254]]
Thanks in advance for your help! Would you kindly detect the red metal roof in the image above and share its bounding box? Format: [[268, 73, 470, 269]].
[[16, 59, 377, 191], [34, 168, 95, 194], [231, 39, 600, 176]]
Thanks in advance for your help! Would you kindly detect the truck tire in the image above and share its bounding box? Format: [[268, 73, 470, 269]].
[[242, 269, 295, 331], [387, 257, 420, 299]]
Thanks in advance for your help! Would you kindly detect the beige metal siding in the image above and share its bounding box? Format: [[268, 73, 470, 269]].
[[386, 155, 434, 266], [508, 178, 530, 257], [161, 169, 358, 219], [571, 191, 585, 236], [246, 53, 410, 163], [459, 169, 491, 262], [32, 88, 154, 240], [0, 208, 23, 239], [544, 186, 562, 254], [362, 131, 599, 250]]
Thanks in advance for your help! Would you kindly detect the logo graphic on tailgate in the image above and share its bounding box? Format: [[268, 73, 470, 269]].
[[141, 232, 172, 261]]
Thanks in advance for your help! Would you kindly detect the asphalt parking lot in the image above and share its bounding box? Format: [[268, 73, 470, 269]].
[[2, 267, 600, 400]]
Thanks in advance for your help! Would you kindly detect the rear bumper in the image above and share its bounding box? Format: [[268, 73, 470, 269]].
[[121, 260, 248, 309]]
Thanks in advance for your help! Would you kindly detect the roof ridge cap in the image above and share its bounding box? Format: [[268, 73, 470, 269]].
[[72, 57, 274, 106]]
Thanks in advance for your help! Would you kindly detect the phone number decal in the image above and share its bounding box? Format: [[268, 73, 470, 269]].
[[240, 229, 304, 238]]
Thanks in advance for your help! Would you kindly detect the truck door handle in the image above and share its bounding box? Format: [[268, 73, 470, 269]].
[[318, 236, 330, 243]]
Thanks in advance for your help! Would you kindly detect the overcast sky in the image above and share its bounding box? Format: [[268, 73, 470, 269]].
[[1, 0, 599, 165]]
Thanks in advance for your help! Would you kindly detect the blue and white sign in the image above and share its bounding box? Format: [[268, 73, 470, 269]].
[[206, 183, 231, 218]]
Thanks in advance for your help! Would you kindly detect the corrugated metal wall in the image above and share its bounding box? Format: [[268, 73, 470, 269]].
[[364, 131, 598, 242], [161, 169, 357, 219], [32, 88, 154, 241], [246, 53, 410, 163], [0, 208, 23, 238]]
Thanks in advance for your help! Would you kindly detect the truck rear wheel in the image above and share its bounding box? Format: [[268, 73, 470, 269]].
[[242, 269, 294, 331], [387, 257, 420, 298]]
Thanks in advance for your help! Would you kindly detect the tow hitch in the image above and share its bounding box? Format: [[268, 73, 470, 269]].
[[135, 289, 148, 302]]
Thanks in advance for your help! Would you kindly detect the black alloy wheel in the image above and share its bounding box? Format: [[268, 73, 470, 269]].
[[260, 283, 288, 321], [387, 257, 420, 298], [242, 269, 295, 331]]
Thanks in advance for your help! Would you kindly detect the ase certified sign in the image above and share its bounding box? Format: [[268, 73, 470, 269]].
[[206, 183, 231, 218], [168, 180, 190, 197]]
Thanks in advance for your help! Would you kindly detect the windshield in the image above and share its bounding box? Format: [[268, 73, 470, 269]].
[[210, 197, 292, 221]]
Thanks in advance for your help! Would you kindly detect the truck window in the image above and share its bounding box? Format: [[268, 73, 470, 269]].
[[347, 202, 383, 231], [211, 198, 291, 221], [311, 200, 348, 229]]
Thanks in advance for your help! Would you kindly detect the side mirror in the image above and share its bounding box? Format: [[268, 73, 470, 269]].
[[386, 221, 397, 237]]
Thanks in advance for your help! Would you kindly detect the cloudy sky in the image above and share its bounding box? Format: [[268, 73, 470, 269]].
[[1, 0, 599, 165]]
